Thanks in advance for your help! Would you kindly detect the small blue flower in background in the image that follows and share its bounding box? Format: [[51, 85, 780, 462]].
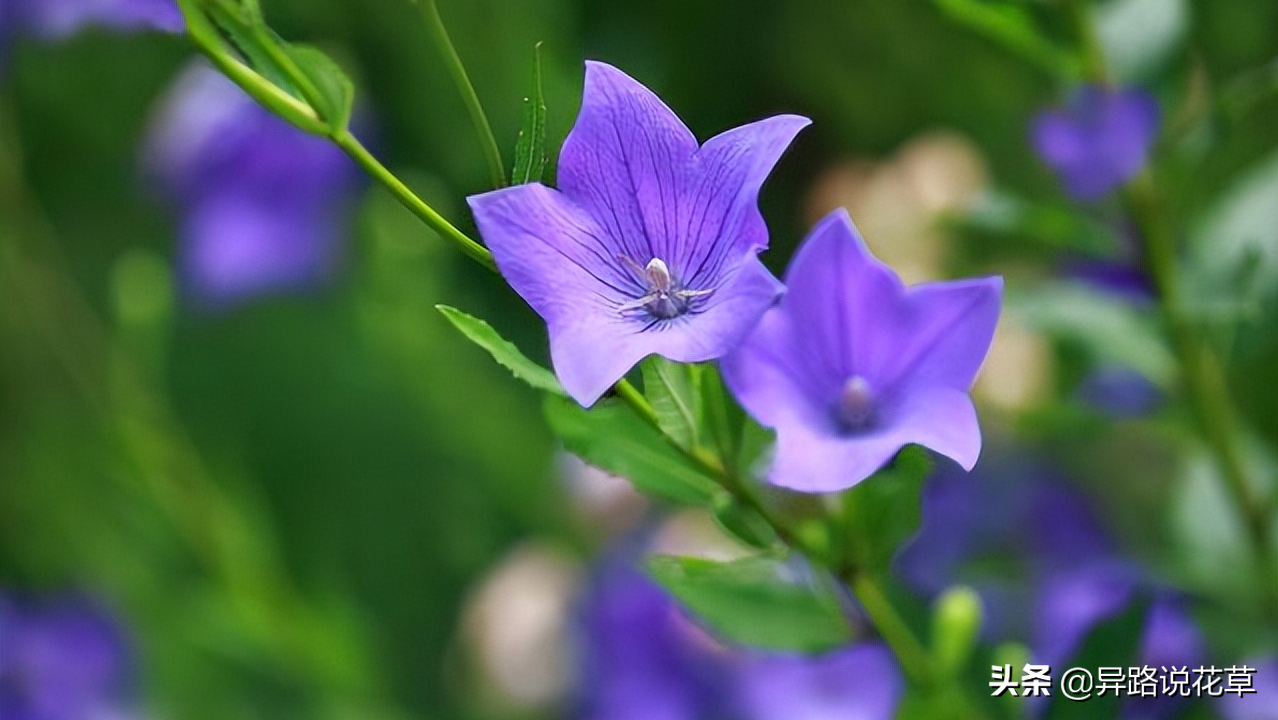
[[1031, 85, 1159, 201], [144, 61, 363, 309], [736, 643, 901, 720], [1218, 657, 1278, 720], [0, 592, 137, 720], [469, 61, 809, 406], [575, 554, 902, 720], [721, 208, 1002, 492], [575, 560, 730, 720], [898, 460, 1205, 720], [12, 0, 182, 39]]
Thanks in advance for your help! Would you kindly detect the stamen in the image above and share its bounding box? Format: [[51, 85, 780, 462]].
[[838, 375, 875, 431], [615, 255, 710, 321]]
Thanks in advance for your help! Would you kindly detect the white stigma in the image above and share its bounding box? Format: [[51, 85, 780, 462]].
[[838, 375, 875, 431], [644, 258, 673, 292]]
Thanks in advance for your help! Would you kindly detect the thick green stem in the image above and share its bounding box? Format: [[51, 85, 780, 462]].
[[417, 0, 507, 188], [1063, 0, 1111, 85]]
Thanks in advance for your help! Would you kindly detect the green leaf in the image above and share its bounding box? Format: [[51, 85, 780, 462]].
[[544, 396, 719, 505], [1009, 282, 1176, 388], [647, 555, 853, 652], [1096, 0, 1189, 83], [699, 364, 745, 472], [435, 305, 564, 396], [282, 44, 355, 132], [930, 0, 1077, 78], [203, 1, 297, 91], [640, 357, 703, 449], [839, 445, 931, 575], [951, 191, 1122, 257], [710, 493, 780, 551], [511, 43, 547, 185], [1044, 600, 1149, 720], [199, 1, 353, 133]]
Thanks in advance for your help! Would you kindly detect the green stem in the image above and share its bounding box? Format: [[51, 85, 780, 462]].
[[417, 0, 507, 188], [332, 129, 498, 272], [1126, 174, 1278, 612], [849, 572, 934, 685], [1063, 0, 1111, 85], [1065, 0, 1278, 614]]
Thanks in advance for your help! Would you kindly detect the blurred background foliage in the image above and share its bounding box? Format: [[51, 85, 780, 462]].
[[1, 0, 1277, 719]]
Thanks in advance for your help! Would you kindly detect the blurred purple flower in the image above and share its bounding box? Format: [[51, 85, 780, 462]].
[[721, 209, 1002, 492], [0, 593, 136, 720], [10, 0, 182, 38], [736, 643, 902, 720], [469, 61, 808, 406], [575, 561, 730, 720], [1218, 657, 1278, 720], [1074, 364, 1163, 418], [898, 459, 1205, 720], [1031, 85, 1159, 200], [144, 61, 362, 308]]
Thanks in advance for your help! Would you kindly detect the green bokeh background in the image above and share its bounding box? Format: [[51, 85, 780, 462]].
[[2, 1, 1276, 718]]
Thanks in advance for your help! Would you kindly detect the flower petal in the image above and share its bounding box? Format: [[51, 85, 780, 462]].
[[469, 183, 651, 405], [779, 209, 906, 393], [646, 254, 783, 364], [765, 387, 981, 492], [676, 115, 811, 283], [890, 276, 1003, 392], [557, 62, 808, 282], [556, 62, 700, 268]]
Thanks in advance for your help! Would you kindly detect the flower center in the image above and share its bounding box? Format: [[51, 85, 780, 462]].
[[837, 375, 876, 432], [617, 256, 711, 320]]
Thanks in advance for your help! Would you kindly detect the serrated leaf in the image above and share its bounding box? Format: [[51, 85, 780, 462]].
[[436, 305, 564, 396], [840, 445, 931, 575], [544, 395, 719, 505], [283, 43, 355, 131], [640, 357, 702, 449], [931, 0, 1077, 78], [647, 555, 852, 652], [511, 43, 547, 185]]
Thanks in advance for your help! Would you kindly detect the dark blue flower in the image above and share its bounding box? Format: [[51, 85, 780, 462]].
[[144, 61, 363, 308], [1031, 85, 1159, 200]]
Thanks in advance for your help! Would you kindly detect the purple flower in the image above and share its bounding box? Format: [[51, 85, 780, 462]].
[[468, 61, 808, 406], [11, 0, 182, 38], [144, 61, 361, 308], [0, 593, 136, 720], [1218, 657, 1278, 720], [721, 209, 1002, 492], [736, 643, 902, 720], [575, 561, 730, 720], [1031, 85, 1159, 200]]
